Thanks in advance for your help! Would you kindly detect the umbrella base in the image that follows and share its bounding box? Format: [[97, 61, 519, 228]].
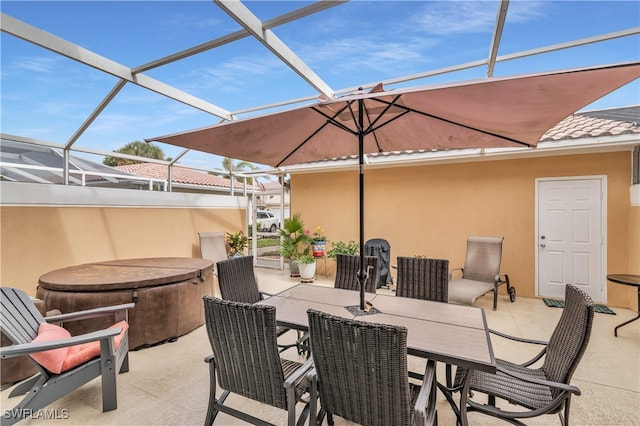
[[345, 304, 382, 317]]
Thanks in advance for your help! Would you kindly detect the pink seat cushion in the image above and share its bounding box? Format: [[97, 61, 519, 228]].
[[61, 321, 128, 372], [30, 322, 72, 374], [30, 321, 129, 374]]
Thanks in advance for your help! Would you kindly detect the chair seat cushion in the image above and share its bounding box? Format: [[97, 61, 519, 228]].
[[30, 322, 72, 374], [61, 321, 128, 372], [448, 279, 494, 305], [30, 321, 128, 374]]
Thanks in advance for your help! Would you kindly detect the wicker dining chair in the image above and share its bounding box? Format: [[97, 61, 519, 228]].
[[203, 297, 313, 426], [306, 309, 438, 426], [333, 254, 378, 294], [396, 257, 449, 302], [440, 284, 594, 426], [216, 255, 305, 353]]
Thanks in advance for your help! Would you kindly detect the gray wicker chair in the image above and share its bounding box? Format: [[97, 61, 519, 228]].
[[0, 287, 132, 426], [333, 254, 378, 294], [440, 284, 594, 426], [396, 257, 449, 302], [216, 255, 305, 353], [306, 309, 438, 426], [203, 297, 313, 426], [448, 236, 515, 310]]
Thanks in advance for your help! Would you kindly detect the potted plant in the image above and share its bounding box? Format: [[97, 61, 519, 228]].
[[295, 252, 316, 282], [326, 240, 359, 259], [308, 226, 327, 257], [226, 231, 248, 257], [279, 213, 309, 277]]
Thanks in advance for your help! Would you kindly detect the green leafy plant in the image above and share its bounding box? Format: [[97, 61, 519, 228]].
[[226, 231, 248, 256], [326, 240, 359, 259], [294, 252, 315, 264], [279, 213, 310, 259]]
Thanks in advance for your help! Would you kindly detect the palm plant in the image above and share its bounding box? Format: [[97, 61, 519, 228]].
[[279, 213, 310, 262]]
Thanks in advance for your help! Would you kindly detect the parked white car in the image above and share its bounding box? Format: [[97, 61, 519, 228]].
[[254, 210, 279, 233]]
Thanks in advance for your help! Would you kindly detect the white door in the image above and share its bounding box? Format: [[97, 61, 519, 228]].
[[536, 177, 605, 302]]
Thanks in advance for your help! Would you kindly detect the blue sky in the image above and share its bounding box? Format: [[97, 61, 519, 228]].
[[1, 1, 639, 170]]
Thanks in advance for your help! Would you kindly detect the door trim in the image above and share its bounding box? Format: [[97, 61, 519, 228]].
[[534, 175, 608, 302]]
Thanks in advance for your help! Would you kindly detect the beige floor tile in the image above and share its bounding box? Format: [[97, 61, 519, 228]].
[[3, 266, 638, 425]]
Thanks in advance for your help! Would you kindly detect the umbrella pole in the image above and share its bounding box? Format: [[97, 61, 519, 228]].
[[358, 99, 366, 311]]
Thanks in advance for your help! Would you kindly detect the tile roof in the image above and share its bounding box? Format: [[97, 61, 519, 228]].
[[115, 163, 249, 190], [540, 106, 639, 142]]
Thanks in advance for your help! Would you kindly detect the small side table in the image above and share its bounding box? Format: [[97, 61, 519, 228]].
[[314, 254, 328, 278], [606, 274, 640, 337]]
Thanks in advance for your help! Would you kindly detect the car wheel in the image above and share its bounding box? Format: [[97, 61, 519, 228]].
[[269, 224, 277, 233]]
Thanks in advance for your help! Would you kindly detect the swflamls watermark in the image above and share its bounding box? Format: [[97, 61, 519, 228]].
[[3, 408, 70, 420]]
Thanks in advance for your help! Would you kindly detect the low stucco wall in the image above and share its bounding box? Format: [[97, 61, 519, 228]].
[[291, 151, 639, 310], [1, 182, 246, 296]]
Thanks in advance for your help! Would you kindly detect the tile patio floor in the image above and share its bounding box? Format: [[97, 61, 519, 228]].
[[2, 267, 639, 425]]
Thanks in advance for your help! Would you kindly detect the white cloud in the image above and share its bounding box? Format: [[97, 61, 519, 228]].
[[11, 55, 58, 73]]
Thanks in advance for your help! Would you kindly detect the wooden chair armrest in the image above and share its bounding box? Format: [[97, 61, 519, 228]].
[[0, 327, 122, 359], [45, 303, 135, 323]]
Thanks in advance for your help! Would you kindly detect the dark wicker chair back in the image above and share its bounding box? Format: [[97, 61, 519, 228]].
[[216, 255, 261, 303], [334, 254, 378, 293], [204, 297, 287, 407], [307, 309, 437, 426], [203, 297, 312, 425], [396, 257, 449, 302], [542, 284, 595, 397]]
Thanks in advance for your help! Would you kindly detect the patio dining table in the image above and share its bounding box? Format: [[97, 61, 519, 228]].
[[256, 284, 496, 426]]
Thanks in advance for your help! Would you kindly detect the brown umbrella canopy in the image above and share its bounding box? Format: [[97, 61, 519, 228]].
[[149, 61, 639, 310], [149, 62, 639, 168]]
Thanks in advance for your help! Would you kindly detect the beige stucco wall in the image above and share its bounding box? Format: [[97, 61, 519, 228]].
[[291, 151, 638, 309], [1, 206, 245, 296]]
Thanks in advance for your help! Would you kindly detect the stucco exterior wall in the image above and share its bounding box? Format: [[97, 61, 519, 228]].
[[291, 151, 638, 309], [1, 183, 246, 296]]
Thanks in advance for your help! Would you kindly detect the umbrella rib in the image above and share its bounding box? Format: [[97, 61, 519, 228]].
[[276, 104, 359, 167], [373, 98, 535, 148]]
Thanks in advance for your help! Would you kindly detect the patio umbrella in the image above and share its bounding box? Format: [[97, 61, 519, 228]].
[[148, 61, 640, 311]]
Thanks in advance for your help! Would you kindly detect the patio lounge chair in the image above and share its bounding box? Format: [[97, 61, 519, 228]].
[[334, 254, 378, 294], [396, 257, 449, 302], [306, 309, 438, 426], [440, 284, 594, 426], [198, 231, 228, 276], [448, 236, 515, 310], [364, 238, 394, 288], [216, 255, 305, 353], [0, 287, 132, 426], [203, 297, 313, 426]]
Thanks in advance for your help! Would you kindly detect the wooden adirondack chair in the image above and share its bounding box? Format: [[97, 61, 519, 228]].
[[0, 287, 133, 425]]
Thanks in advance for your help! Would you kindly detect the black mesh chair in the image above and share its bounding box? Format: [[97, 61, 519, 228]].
[[307, 309, 438, 426], [364, 238, 394, 288], [396, 257, 449, 302], [216, 255, 305, 353], [440, 284, 594, 426], [203, 297, 313, 426], [333, 254, 378, 294]]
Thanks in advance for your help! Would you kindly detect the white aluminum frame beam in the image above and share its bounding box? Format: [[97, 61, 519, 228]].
[[0, 13, 232, 120], [215, 0, 335, 98]]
